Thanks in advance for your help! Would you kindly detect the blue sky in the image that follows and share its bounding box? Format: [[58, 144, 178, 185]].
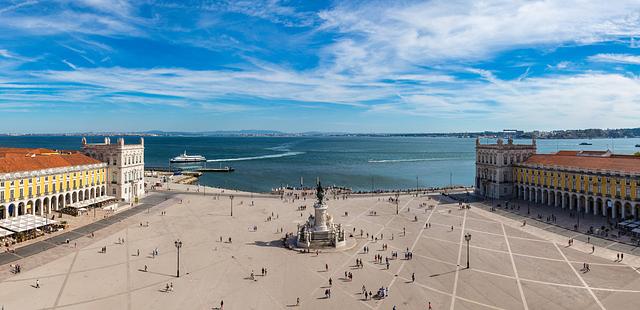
[[0, 0, 639, 133]]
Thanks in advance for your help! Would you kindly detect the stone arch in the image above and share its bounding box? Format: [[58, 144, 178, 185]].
[[587, 196, 595, 215], [72, 191, 78, 203], [85, 189, 89, 200], [634, 203, 640, 220], [0, 205, 5, 219], [90, 187, 95, 199], [614, 201, 623, 219], [35, 199, 42, 215], [623, 202, 633, 220], [596, 198, 604, 217], [578, 195, 586, 214], [26, 200, 34, 215], [18, 202, 25, 216], [549, 190, 555, 207], [101, 186, 106, 196], [43, 197, 50, 214], [65, 193, 71, 205], [555, 191, 562, 207], [78, 190, 84, 202], [8, 203, 16, 217], [542, 189, 548, 205]]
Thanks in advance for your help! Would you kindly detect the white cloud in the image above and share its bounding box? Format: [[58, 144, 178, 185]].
[[319, 0, 640, 73], [62, 59, 77, 70], [0, 1, 38, 14], [588, 53, 640, 65], [0, 49, 14, 58], [371, 73, 640, 129]]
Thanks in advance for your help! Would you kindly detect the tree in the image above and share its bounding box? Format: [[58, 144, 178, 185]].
[[634, 152, 640, 157]]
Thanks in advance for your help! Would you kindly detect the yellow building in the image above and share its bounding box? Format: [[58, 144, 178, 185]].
[[0, 148, 107, 219], [513, 150, 640, 220]]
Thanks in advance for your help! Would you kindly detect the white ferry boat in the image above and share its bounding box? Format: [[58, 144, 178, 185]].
[[170, 151, 207, 163]]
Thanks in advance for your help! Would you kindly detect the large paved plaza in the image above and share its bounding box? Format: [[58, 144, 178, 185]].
[[0, 188, 639, 309]]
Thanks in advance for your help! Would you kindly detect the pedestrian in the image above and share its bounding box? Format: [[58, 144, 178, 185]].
[[165, 283, 170, 292], [429, 301, 432, 310], [221, 300, 224, 309], [296, 297, 299, 306], [137, 249, 140, 256], [35, 279, 40, 288], [621, 253, 624, 261], [326, 263, 328, 271], [170, 282, 173, 292], [144, 265, 148, 272], [412, 272, 415, 282]]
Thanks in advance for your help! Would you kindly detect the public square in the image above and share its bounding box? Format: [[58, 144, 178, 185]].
[[0, 186, 639, 310]]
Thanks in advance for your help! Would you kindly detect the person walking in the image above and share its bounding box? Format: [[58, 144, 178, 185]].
[[35, 279, 40, 288], [296, 297, 299, 306], [329, 277, 332, 286], [412, 272, 415, 282]]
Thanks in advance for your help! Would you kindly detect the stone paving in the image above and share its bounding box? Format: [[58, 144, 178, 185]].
[[0, 188, 639, 310]]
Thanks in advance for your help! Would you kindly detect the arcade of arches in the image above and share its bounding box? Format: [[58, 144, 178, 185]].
[[0, 185, 107, 219], [515, 185, 640, 220]]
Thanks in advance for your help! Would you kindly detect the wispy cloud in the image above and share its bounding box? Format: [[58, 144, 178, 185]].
[[588, 53, 640, 65], [61, 59, 78, 70]]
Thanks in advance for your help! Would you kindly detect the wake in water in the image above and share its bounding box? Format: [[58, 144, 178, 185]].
[[207, 151, 305, 162], [368, 158, 454, 163]]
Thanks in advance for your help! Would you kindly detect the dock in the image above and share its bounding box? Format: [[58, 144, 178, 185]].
[[197, 167, 235, 173]]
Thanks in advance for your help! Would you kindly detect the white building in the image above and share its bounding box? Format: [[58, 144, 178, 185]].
[[82, 137, 146, 202], [475, 136, 536, 199]]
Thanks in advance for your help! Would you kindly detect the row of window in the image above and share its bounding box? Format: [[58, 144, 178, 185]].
[[0, 180, 104, 201], [477, 152, 532, 165], [516, 168, 640, 198], [1, 170, 104, 187]]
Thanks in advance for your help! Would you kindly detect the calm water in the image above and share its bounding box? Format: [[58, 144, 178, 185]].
[[0, 136, 638, 193]]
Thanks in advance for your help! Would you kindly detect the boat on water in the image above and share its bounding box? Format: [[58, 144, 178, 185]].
[[170, 151, 207, 163], [636, 144, 640, 147], [579, 142, 592, 145]]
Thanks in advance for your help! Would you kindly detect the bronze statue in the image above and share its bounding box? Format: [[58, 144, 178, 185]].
[[316, 180, 324, 204]]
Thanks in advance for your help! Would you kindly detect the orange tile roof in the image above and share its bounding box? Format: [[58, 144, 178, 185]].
[[0, 147, 103, 173], [523, 151, 640, 174]]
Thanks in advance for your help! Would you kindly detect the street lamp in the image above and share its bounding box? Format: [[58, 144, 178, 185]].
[[464, 233, 472, 269], [174, 239, 182, 277], [395, 193, 400, 215], [230, 195, 234, 217]]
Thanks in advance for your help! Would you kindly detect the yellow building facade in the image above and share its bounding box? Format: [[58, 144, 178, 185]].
[[0, 148, 107, 219], [513, 150, 640, 220]]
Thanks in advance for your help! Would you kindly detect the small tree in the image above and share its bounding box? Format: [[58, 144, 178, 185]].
[[635, 152, 640, 157]]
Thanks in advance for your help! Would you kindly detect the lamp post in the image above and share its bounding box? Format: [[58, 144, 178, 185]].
[[395, 193, 400, 215], [174, 239, 182, 277], [230, 195, 234, 217], [464, 233, 472, 269]]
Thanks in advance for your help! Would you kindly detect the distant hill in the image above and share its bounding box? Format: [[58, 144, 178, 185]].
[[2, 127, 639, 138]]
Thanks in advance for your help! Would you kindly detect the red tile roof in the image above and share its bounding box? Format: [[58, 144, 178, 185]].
[[0, 148, 103, 173], [523, 151, 640, 174]]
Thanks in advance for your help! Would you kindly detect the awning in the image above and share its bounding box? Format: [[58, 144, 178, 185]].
[[68, 196, 116, 209], [0, 227, 14, 238], [0, 214, 58, 233]]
